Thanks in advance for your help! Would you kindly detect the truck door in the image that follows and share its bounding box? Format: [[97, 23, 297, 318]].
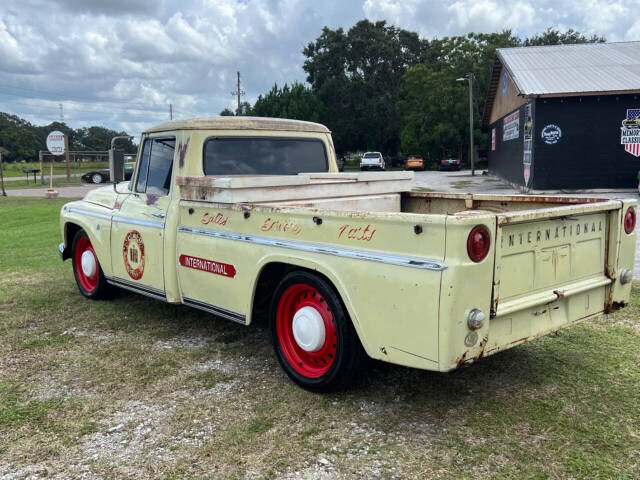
[[109, 136, 175, 299]]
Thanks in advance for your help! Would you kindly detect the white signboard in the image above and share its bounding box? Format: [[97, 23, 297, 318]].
[[503, 110, 520, 141], [46, 131, 65, 156]]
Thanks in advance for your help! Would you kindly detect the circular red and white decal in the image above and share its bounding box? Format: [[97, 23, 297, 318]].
[[122, 230, 145, 280]]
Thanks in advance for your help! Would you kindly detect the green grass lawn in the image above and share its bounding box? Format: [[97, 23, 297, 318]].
[[2, 176, 83, 190], [1, 161, 108, 178], [1, 197, 639, 479]]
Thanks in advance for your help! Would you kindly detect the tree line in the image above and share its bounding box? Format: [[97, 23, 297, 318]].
[[0, 112, 136, 163], [228, 22, 604, 165]]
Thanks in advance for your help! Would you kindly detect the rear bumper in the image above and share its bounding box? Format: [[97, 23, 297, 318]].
[[448, 278, 612, 370]]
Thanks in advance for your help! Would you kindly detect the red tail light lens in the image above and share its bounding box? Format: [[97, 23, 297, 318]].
[[624, 207, 636, 234], [467, 225, 491, 262]]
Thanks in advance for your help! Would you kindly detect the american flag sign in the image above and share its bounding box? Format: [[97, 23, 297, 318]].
[[621, 109, 640, 157]]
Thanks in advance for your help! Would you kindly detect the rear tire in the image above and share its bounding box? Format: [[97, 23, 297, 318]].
[[72, 229, 111, 299], [269, 271, 367, 392], [91, 173, 103, 184]]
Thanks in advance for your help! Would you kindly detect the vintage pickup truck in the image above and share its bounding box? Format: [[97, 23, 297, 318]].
[[58, 117, 637, 391]]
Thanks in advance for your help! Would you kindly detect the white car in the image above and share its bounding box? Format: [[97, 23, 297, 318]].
[[360, 152, 385, 170]]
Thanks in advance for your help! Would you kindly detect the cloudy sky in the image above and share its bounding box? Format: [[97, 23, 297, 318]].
[[1, 0, 638, 138]]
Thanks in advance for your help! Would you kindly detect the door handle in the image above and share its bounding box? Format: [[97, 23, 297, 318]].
[[152, 212, 166, 219]]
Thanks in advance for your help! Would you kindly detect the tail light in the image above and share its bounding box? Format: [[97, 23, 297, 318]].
[[624, 207, 636, 234], [467, 225, 491, 262]]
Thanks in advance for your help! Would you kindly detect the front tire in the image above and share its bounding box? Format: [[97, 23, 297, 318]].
[[269, 271, 367, 392], [91, 173, 103, 184], [72, 229, 111, 299]]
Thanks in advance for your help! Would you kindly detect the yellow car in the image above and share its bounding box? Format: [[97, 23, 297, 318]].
[[405, 155, 425, 171]]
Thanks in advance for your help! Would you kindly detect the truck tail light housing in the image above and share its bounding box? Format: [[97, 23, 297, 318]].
[[467, 225, 491, 262], [624, 207, 636, 234]]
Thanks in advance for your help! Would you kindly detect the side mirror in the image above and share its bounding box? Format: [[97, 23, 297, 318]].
[[109, 149, 125, 183]]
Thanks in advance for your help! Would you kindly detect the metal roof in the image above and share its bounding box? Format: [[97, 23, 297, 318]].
[[498, 41, 640, 96], [144, 116, 330, 134]]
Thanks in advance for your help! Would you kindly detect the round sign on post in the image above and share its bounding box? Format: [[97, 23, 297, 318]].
[[45, 130, 64, 198], [46, 131, 65, 156]]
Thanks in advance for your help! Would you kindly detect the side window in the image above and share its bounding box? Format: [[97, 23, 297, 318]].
[[135, 137, 175, 196], [135, 139, 151, 193]]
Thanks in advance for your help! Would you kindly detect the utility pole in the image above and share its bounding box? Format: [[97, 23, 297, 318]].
[[231, 71, 245, 115], [169, 103, 173, 120], [59, 103, 64, 122], [456, 73, 475, 176]]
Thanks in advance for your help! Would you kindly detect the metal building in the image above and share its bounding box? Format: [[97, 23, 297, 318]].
[[483, 42, 640, 190]]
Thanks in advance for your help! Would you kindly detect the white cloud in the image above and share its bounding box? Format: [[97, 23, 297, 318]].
[[0, 0, 637, 136]]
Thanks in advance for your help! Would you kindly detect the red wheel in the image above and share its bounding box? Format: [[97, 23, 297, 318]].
[[270, 271, 367, 391], [71, 229, 110, 299], [275, 283, 338, 378]]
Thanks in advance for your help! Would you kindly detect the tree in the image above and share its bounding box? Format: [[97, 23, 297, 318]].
[[251, 82, 323, 122], [0, 111, 137, 162], [303, 19, 427, 154], [524, 28, 606, 46], [75, 126, 136, 153], [399, 31, 519, 162], [220, 102, 252, 116]]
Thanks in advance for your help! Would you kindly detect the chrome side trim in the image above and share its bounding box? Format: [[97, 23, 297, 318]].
[[106, 276, 166, 301], [113, 215, 165, 229], [67, 206, 112, 221], [183, 296, 247, 325], [67, 207, 164, 229], [178, 226, 447, 271]]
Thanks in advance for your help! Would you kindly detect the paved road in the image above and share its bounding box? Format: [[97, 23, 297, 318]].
[[4, 183, 101, 197], [5, 169, 640, 277]]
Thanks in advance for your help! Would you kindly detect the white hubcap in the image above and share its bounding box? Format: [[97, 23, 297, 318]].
[[81, 250, 97, 277], [292, 306, 326, 352]]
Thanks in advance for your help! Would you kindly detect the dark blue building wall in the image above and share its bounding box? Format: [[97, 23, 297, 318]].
[[532, 94, 640, 189], [489, 93, 640, 189]]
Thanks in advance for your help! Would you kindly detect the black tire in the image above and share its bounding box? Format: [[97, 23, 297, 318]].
[[269, 271, 367, 392], [71, 229, 111, 299], [91, 173, 103, 184]]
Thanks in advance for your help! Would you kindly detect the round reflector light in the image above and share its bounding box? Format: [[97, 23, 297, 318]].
[[624, 207, 636, 234], [467, 225, 491, 263]]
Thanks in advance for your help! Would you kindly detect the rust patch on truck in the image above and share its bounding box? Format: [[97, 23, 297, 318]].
[[178, 138, 190, 169], [455, 335, 489, 368]]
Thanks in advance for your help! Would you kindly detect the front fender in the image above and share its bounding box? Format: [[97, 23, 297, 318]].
[[59, 201, 113, 276]]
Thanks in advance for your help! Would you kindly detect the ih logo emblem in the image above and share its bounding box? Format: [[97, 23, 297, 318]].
[[621, 109, 640, 157], [122, 230, 145, 280]]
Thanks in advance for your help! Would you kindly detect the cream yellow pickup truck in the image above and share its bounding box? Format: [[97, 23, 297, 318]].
[[58, 117, 636, 391]]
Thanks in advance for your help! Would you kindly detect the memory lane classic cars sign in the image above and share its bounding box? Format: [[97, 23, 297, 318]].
[[621, 108, 640, 157]]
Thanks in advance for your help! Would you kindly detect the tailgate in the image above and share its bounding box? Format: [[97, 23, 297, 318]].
[[492, 200, 622, 317]]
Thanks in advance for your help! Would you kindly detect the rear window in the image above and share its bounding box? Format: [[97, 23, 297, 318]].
[[203, 137, 328, 175], [363, 153, 380, 158]]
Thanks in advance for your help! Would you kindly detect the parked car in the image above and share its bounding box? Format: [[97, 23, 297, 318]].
[[58, 116, 636, 391], [438, 157, 461, 171], [360, 151, 385, 170], [405, 155, 425, 171], [82, 162, 135, 184]]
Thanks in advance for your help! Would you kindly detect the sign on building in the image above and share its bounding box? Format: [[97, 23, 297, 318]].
[[503, 110, 519, 141]]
